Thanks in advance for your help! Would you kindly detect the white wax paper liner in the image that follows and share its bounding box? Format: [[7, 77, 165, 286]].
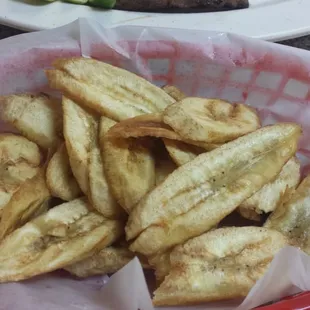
[[1, 18, 310, 310]]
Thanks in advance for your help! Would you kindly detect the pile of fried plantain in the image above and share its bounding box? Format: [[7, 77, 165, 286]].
[[0, 57, 308, 307]]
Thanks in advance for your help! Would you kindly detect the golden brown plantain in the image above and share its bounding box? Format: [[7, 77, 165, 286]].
[[163, 138, 206, 166], [88, 137, 125, 219], [163, 98, 260, 143], [46, 58, 174, 121], [0, 94, 62, 149], [0, 197, 123, 282], [0, 134, 42, 216], [0, 169, 50, 240], [0, 134, 42, 189], [162, 85, 186, 101], [126, 123, 301, 256], [63, 97, 123, 218], [46, 143, 81, 201], [238, 157, 300, 221], [153, 227, 288, 306], [106, 113, 218, 150], [62, 96, 98, 195], [264, 174, 310, 254], [101, 116, 156, 213], [161, 86, 208, 166], [65, 246, 135, 277]]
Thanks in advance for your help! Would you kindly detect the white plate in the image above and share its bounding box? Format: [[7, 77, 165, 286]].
[[0, 0, 309, 41]]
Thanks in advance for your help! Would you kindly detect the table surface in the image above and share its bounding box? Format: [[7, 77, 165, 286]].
[[1, 24, 310, 50]]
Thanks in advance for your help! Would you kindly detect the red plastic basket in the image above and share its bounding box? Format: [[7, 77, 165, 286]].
[[1, 21, 310, 310], [256, 292, 310, 310]]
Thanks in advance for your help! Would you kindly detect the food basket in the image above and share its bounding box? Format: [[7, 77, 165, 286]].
[[1, 18, 310, 310]]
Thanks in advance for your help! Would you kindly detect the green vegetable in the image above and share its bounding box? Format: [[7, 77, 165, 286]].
[[88, 0, 116, 9], [41, 0, 116, 8], [63, 0, 88, 4]]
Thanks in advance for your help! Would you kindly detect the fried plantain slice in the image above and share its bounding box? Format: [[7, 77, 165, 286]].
[[0, 94, 62, 150], [0, 134, 42, 189], [62, 96, 98, 195], [0, 134, 43, 218], [63, 97, 123, 218], [148, 250, 172, 284], [106, 113, 181, 140], [163, 98, 260, 143], [153, 227, 288, 306], [46, 58, 174, 121], [101, 116, 156, 213], [106, 113, 219, 150], [46, 143, 81, 201], [0, 197, 124, 282], [161, 86, 207, 166], [264, 174, 310, 253], [88, 139, 125, 219], [238, 157, 300, 221], [162, 85, 186, 101], [65, 246, 135, 278], [105, 110, 215, 167], [126, 123, 301, 256], [0, 169, 51, 240], [163, 139, 206, 166]]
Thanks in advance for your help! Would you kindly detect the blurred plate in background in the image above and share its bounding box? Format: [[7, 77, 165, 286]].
[[0, 0, 309, 41]]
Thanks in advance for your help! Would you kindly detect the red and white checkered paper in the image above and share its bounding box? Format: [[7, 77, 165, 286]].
[[1, 18, 310, 310]]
